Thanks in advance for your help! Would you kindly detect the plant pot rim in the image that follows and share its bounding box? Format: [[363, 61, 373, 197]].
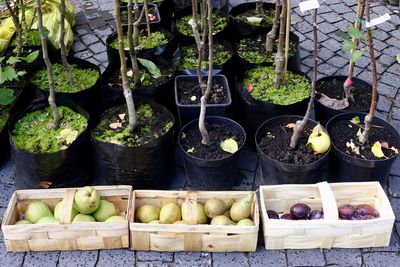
[[229, 1, 276, 16], [326, 112, 400, 163], [174, 74, 232, 107], [178, 116, 246, 162], [255, 115, 331, 168]]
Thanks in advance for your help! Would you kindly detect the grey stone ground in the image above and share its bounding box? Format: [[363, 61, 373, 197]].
[[1, 0, 400, 266]]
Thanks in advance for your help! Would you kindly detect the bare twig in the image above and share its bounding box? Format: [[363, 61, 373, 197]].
[[143, 0, 151, 38], [128, 0, 141, 84], [266, 0, 281, 53], [256, 0, 264, 16], [283, 0, 291, 74], [273, 0, 287, 87], [60, 0, 73, 84], [5, 0, 22, 56]]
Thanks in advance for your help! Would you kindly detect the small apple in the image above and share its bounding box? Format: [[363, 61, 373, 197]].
[[72, 214, 96, 223], [15, 220, 32, 225], [24, 202, 53, 224], [105, 215, 125, 222], [159, 203, 181, 224], [74, 186, 100, 214], [92, 200, 119, 222], [54, 201, 79, 221], [136, 204, 160, 223], [307, 130, 330, 154], [36, 216, 60, 224]]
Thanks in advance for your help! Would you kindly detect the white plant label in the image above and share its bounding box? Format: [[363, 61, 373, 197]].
[[299, 0, 320, 13], [366, 13, 391, 28]]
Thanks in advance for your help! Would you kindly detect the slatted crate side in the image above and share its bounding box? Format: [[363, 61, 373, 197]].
[[129, 190, 259, 252]]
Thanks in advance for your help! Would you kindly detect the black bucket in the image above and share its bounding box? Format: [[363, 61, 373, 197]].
[[91, 100, 175, 189], [9, 98, 91, 189], [178, 116, 246, 190], [326, 112, 400, 185], [315, 76, 375, 126], [255, 115, 330, 184]]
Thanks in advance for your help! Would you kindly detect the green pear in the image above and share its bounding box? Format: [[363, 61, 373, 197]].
[[15, 220, 31, 225], [236, 218, 255, 226], [74, 186, 100, 214], [159, 203, 181, 224], [24, 202, 53, 223], [230, 192, 254, 222], [54, 201, 79, 221], [92, 200, 119, 222], [181, 202, 208, 224], [148, 220, 160, 224], [173, 220, 187, 224], [136, 204, 160, 223], [36, 216, 60, 224], [204, 198, 230, 219], [72, 214, 96, 223], [210, 215, 234, 225], [105, 215, 125, 222], [223, 209, 231, 218]]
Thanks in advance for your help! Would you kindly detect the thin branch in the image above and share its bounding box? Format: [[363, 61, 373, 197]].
[[273, 0, 287, 87], [5, 0, 22, 56], [128, 0, 140, 84], [143, 0, 151, 38], [255, 0, 264, 16], [283, 0, 291, 75], [266, 0, 281, 53], [60, 0, 73, 83]]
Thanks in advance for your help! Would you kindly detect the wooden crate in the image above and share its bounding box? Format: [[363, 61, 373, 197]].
[[260, 182, 395, 249], [129, 190, 259, 252], [2, 185, 132, 252]]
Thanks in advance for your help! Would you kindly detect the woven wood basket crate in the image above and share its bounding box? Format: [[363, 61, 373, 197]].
[[129, 190, 259, 252], [260, 181, 395, 250], [2, 185, 132, 252]]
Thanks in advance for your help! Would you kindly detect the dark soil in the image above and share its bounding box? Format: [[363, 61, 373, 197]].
[[257, 118, 325, 165], [177, 79, 228, 105], [180, 123, 244, 160], [316, 78, 372, 112], [329, 119, 398, 160]]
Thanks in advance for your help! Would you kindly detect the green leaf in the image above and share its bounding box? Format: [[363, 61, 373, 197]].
[[246, 16, 263, 24], [0, 66, 19, 84], [340, 34, 351, 41], [22, 50, 39, 63], [137, 58, 162, 78], [342, 40, 356, 52], [350, 50, 363, 62], [347, 26, 362, 39], [0, 57, 5, 63], [220, 138, 239, 154], [0, 88, 16, 106], [350, 116, 361, 124], [6, 57, 21, 65], [187, 147, 195, 153]]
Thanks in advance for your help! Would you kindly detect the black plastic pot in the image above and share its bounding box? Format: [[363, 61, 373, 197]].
[[326, 112, 400, 185], [91, 100, 175, 189], [229, 2, 275, 38], [174, 74, 232, 128], [178, 116, 246, 190], [120, 3, 161, 26], [315, 76, 376, 126], [237, 69, 310, 144], [9, 98, 91, 189], [256, 115, 330, 184], [30, 57, 102, 117]]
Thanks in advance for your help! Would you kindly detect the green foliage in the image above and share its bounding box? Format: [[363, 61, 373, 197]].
[[137, 58, 162, 78], [341, 26, 370, 63], [31, 63, 99, 93], [243, 66, 311, 105], [10, 30, 41, 47], [110, 31, 169, 51], [0, 88, 16, 106], [12, 106, 88, 153], [176, 13, 228, 37], [0, 51, 39, 84]]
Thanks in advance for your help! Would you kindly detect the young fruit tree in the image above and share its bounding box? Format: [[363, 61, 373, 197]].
[[60, 0, 73, 83], [4, 0, 23, 56]]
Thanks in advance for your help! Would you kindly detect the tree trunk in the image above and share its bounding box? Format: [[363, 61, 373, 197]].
[[5, 0, 22, 57], [359, 0, 377, 144], [273, 0, 286, 88], [115, 0, 137, 133], [35, 0, 60, 128], [290, 8, 318, 149], [266, 0, 281, 53], [128, 0, 142, 85], [283, 0, 291, 74], [144, 0, 151, 38], [255, 0, 264, 16], [60, 0, 73, 83]]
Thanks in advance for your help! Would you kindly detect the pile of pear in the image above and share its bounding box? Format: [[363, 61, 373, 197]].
[[14, 187, 125, 225], [136, 192, 255, 226]]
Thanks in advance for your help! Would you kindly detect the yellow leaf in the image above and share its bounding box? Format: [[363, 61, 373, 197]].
[[220, 138, 239, 154], [118, 113, 126, 120], [391, 146, 399, 154], [285, 123, 296, 129], [312, 123, 324, 134], [371, 142, 385, 158]]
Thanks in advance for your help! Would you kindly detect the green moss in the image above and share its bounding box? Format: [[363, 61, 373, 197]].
[[176, 12, 228, 37], [110, 31, 169, 51], [31, 63, 99, 93], [92, 104, 174, 147], [178, 43, 232, 70], [0, 107, 10, 131], [243, 66, 311, 105], [238, 37, 297, 64], [12, 106, 88, 153]]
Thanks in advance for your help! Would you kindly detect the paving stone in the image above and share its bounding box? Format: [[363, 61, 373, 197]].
[[363, 252, 400, 267], [88, 18, 108, 30], [74, 49, 94, 60], [89, 42, 106, 55], [23, 251, 60, 267], [373, 39, 389, 52], [86, 56, 101, 67], [381, 72, 400, 87], [391, 107, 400, 121], [390, 197, 400, 222], [136, 251, 174, 262], [377, 82, 397, 98], [212, 252, 248, 267], [84, 9, 103, 20], [0, 207, 5, 242], [248, 248, 286, 267], [321, 39, 341, 53], [81, 34, 100, 46], [354, 55, 372, 69], [318, 63, 338, 76], [317, 47, 334, 61], [93, 25, 114, 39], [0, 160, 15, 184], [387, 63, 400, 75], [72, 40, 87, 53], [327, 56, 348, 68], [376, 95, 392, 113], [0, 243, 24, 266], [93, 51, 108, 64], [0, 183, 15, 208], [238, 147, 258, 171], [286, 249, 325, 266], [97, 249, 135, 266], [300, 64, 311, 75], [300, 39, 314, 52], [320, 12, 342, 23], [175, 252, 212, 267], [136, 261, 172, 267], [58, 250, 98, 267], [325, 249, 362, 267], [376, 20, 396, 32], [374, 30, 390, 42], [294, 21, 313, 34], [317, 22, 338, 35], [363, 231, 400, 252], [74, 24, 92, 36], [342, 0, 358, 6]]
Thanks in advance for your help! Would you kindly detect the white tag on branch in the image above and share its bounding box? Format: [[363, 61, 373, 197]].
[[299, 0, 320, 13], [366, 13, 391, 28], [220, 138, 239, 154]]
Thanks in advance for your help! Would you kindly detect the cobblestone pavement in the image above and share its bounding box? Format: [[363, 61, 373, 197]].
[[1, 0, 400, 266]]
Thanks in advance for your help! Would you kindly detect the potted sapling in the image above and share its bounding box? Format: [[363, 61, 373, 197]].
[[120, 0, 161, 26], [255, 5, 331, 184], [326, 0, 400, 185], [178, 0, 246, 190], [91, 0, 175, 189], [238, 0, 311, 141], [9, 0, 90, 189], [314, 0, 375, 125]]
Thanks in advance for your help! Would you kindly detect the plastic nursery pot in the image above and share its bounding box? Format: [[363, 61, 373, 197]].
[[315, 76, 376, 126], [228, 2, 276, 38], [174, 74, 232, 128], [326, 112, 400, 185], [178, 116, 246, 190], [8, 98, 91, 189], [30, 56, 102, 117], [236, 69, 310, 145], [120, 3, 161, 26], [90, 100, 175, 189], [255, 115, 330, 184]]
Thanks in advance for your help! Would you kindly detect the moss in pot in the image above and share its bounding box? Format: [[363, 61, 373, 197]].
[[110, 30, 169, 51]]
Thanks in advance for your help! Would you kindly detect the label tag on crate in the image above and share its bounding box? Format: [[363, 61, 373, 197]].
[[366, 13, 391, 28], [299, 0, 320, 13]]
